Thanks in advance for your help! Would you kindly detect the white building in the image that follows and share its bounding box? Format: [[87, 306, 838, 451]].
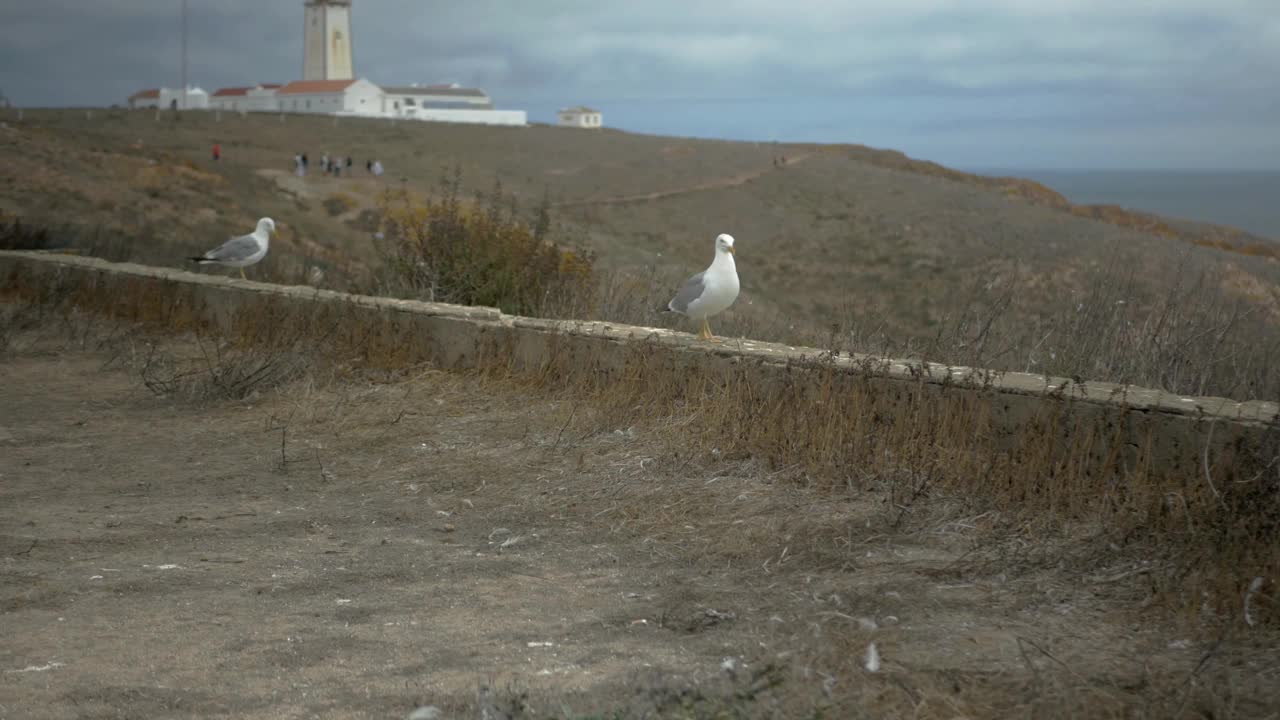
[[120, 2, 529, 126], [380, 84, 493, 114], [558, 106, 602, 128], [129, 87, 208, 110], [128, 89, 160, 109], [276, 78, 381, 115], [303, 0, 354, 81], [210, 84, 282, 112], [160, 86, 209, 110], [377, 84, 527, 126]]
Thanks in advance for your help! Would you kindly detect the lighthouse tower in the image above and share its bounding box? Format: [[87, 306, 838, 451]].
[[303, 0, 354, 81]]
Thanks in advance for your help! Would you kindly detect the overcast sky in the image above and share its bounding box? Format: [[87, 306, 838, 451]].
[[2, 1, 1278, 169]]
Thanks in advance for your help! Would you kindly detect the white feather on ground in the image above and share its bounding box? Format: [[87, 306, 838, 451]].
[[864, 642, 881, 672]]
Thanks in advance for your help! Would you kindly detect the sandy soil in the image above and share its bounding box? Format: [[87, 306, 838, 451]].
[[1, 326, 1276, 719]]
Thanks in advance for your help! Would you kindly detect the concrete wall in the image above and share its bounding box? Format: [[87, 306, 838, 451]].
[[383, 93, 494, 115], [210, 89, 279, 113], [408, 109, 527, 126], [280, 92, 343, 114], [2, 250, 1275, 487]]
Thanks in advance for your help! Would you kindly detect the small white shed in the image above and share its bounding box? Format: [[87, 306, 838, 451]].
[[558, 106, 602, 128]]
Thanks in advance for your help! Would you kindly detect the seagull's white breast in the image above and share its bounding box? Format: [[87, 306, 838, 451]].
[[686, 253, 740, 319]]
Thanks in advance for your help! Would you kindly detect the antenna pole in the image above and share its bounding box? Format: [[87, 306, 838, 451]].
[[181, 0, 188, 109]]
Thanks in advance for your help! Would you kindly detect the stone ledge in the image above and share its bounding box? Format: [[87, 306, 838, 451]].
[[2, 249, 1276, 428]]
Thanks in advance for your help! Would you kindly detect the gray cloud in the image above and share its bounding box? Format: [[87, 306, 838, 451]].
[[1, 1, 1277, 167]]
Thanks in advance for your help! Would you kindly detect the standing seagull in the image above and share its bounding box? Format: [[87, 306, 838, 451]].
[[666, 233, 740, 342], [189, 218, 276, 280]]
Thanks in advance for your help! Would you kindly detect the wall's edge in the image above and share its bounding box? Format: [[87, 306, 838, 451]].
[[4, 249, 1273, 428]]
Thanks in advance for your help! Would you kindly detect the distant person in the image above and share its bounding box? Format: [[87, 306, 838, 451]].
[[372, 160, 384, 177], [211, 142, 221, 162], [293, 153, 304, 177], [366, 159, 372, 174], [301, 153, 309, 171], [321, 153, 329, 172], [346, 156, 353, 172]]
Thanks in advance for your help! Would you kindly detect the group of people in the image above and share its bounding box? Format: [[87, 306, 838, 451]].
[[292, 152, 383, 179]]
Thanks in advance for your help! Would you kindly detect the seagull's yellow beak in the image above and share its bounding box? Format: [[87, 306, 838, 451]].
[[727, 246, 735, 255]]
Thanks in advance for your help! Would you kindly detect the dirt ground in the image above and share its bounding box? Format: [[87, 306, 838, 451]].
[[1, 323, 1278, 719]]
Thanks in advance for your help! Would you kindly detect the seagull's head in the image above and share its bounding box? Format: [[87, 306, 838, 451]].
[[258, 218, 277, 235], [716, 233, 736, 256]]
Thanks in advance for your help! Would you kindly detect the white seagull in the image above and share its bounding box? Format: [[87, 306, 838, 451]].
[[666, 233, 740, 342], [190, 217, 276, 280]]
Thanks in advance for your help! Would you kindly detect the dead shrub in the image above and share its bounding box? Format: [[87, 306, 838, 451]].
[[503, 335, 1279, 627], [135, 325, 314, 403], [374, 167, 596, 317], [1238, 242, 1280, 260], [322, 192, 359, 217], [0, 213, 56, 251]]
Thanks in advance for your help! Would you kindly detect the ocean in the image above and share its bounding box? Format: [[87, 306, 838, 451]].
[[973, 169, 1280, 240]]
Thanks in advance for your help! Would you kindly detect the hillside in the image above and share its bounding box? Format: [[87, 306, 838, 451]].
[[2, 108, 1278, 398]]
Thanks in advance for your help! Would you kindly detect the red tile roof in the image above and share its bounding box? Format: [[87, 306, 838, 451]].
[[129, 89, 160, 100], [213, 83, 283, 97], [277, 79, 357, 95]]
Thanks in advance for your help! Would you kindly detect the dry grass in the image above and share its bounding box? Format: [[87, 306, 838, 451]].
[[373, 169, 596, 317], [331, 165, 1280, 402], [6, 110, 1280, 718], [322, 191, 360, 216], [5, 109, 1280, 402], [135, 333, 314, 402], [3, 282, 1278, 718], [5, 251, 1274, 634], [508, 333, 1278, 628], [543, 241, 1280, 402]]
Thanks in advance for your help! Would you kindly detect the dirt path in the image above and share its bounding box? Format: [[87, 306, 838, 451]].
[[552, 153, 814, 209], [0, 326, 1274, 718], [260, 154, 814, 214], [255, 168, 392, 274]]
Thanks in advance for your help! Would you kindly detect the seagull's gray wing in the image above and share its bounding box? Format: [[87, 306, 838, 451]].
[[201, 234, 261, 262], [667, 271, 706, 314]]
